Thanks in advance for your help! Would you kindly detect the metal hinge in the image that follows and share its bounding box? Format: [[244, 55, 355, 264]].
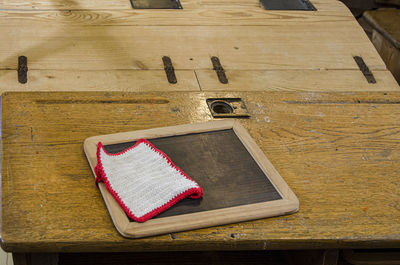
[[260, 0, 316, 10], [18, 56, 28, 84], [354, 56, 376, 84], [211, 56, 228, 84], [130, 0, 182, 9], [301, 0, 316, 10], [162, 56, 177, 84]]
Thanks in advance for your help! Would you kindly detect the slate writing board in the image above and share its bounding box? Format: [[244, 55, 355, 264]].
[[104, 129, 282, 221], [84, 120, 299, 238]]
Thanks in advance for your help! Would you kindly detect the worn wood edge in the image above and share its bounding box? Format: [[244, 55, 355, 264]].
[[0, 70, 201, 92], [1, 92, 11, 253], [122, 199, 297, 238], [2, 233, 400, 253], [196, 69, 400, 91], [0, 0, 351, 11], [3, 239, 400, 253], [0, 93, 5, 252], [232, 120, 299, 205], [84, 120, 298, 238], [1, 69, 399, 93], [99, 184, 130, 234], [84, 120, 235, 147], [0, 9, 354, 27]]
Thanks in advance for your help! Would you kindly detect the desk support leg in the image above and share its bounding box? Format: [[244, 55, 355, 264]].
[[322, 249, 339, 265], [286, 249, 339, 265], [13, 253, 59, 265]]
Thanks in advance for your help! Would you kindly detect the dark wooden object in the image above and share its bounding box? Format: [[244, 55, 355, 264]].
[[364, 9, 400, 84]]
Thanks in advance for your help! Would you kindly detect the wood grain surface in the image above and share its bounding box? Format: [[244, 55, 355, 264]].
[[0, 23, 385, 71], [0, 0, 349, 11], [2, 91, 400, 252], [0, 0, 397, 92], [0, 9, 355, 26], [0, 0, 386, 73], [0, 70, 200, 92], [1, 69, 398, 93], [196, 69, 399, 91]]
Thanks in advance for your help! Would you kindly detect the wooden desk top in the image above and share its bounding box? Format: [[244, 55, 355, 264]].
[[2, 91, 400, 252], [0, 0, 399, 92]]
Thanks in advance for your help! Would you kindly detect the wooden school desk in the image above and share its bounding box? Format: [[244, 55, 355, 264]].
[[1, 91, 400, 264], [1, 0, 400, 263]]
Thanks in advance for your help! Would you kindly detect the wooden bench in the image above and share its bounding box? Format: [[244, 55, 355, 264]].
[[364, 9, 400, 84]]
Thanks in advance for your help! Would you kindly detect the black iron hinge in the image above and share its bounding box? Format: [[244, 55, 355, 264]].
[[354, 56, 376, 84], [130, 0, 182, 9], [260, 0, 316, 10], [162, 56, 177, 84], [18, 56, 28, 84], [211, 56, 228, 84]]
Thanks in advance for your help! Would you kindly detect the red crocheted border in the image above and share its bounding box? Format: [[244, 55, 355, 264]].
[[94, 139, 203, 223]]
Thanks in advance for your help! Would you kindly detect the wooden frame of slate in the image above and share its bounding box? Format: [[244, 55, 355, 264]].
[[84, 120, 299, 238]]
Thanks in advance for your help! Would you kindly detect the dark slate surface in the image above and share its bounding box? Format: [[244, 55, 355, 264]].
[[104, 129, 281, 221]]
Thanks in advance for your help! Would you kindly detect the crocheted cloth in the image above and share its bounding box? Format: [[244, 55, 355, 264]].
[[94, 139, 203, 223]]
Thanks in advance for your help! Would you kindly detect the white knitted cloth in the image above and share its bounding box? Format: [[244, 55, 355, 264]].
[[94, 139, 203, 222]]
